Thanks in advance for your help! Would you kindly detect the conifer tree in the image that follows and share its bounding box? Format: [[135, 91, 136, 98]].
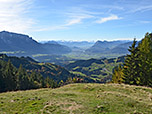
[[0, 65, 3, 92], [16, 64, 30, 90], [138, 33, 152, 86], [3, 60, 17, 91], [35, 73, 44, 88], [29, 71, 37, 89], [123, 38, 141, 85], [0, 61, 3, 91], [0, 60, 8, 92]]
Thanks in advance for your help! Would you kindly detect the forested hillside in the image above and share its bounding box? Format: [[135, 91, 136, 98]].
[[0, 54, 97, 92], [0, 59, 59, 92], [66, 56, 125, 83], [0, 54, 74, 83]]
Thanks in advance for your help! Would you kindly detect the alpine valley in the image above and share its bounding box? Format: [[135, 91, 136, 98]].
[[0, 31, 130, 83]]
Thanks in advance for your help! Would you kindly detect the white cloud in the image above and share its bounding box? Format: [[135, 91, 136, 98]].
[[34, 5, 123, 32], [35, 16, 87, 32], [66, 18, 82, 26], [96, 15, 122, 24], [0, 0, 35, 33], [64, 7, 95, 26], [0, 0, 22, 3], [35, 8, 95, 32], [66, 14, 94, 26], [130, 5, 152, 13]]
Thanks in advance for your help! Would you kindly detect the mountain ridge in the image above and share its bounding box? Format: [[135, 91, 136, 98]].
[[0, 31, 71, 55], [85, 40, 133, 54]]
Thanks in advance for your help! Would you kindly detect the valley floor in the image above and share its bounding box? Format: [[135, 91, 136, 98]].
[[0, 83, 152, 114]]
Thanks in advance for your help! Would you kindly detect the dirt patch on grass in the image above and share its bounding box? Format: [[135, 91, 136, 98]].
[[58, 101, 82, 111], [41, 100, 82, 114], [102, 91, 152, 105]]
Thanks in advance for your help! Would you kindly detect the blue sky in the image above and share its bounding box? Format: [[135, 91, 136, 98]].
[[0, 0, 152, 41]]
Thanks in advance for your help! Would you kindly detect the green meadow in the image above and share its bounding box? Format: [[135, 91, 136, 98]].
[[0, 83, 151, 114]]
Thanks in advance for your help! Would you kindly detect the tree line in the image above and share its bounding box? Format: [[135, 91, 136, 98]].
[[0, 60, 60, 92], [112, 33, 152, 87]]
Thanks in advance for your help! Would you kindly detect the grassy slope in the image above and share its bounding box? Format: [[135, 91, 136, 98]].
[[0, 83, 152, 114]]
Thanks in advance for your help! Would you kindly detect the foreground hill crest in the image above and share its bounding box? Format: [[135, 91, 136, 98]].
[[0, 83, 151, 113]]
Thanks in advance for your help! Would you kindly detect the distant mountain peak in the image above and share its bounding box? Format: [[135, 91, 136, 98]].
[[1, 30, 8, 33], [85, 40, 132, 54]]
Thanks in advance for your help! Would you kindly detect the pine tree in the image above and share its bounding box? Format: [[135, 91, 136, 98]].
[[29, 71, 37, 89], [36, 73, 44, 88], [123, 38, 141, 85], [0, 61, 4, 92], [3, 60, 17, 91], [138, 33, 152, 86], [122, 33, 152, 87], [16, 64, 30, 90]]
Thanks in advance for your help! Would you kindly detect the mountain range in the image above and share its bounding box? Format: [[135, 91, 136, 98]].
[[85, 40, 133, 54], [0, 31, 134, 62], [42, 40, 95, 49], [43, 39, 133, 55], [0, 31, 71, 55]]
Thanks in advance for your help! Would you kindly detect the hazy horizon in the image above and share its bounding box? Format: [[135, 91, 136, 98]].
[[38, 39, 132, 42]]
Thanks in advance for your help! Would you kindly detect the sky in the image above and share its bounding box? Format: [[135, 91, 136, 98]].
[[0, 0, 152, 41]]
